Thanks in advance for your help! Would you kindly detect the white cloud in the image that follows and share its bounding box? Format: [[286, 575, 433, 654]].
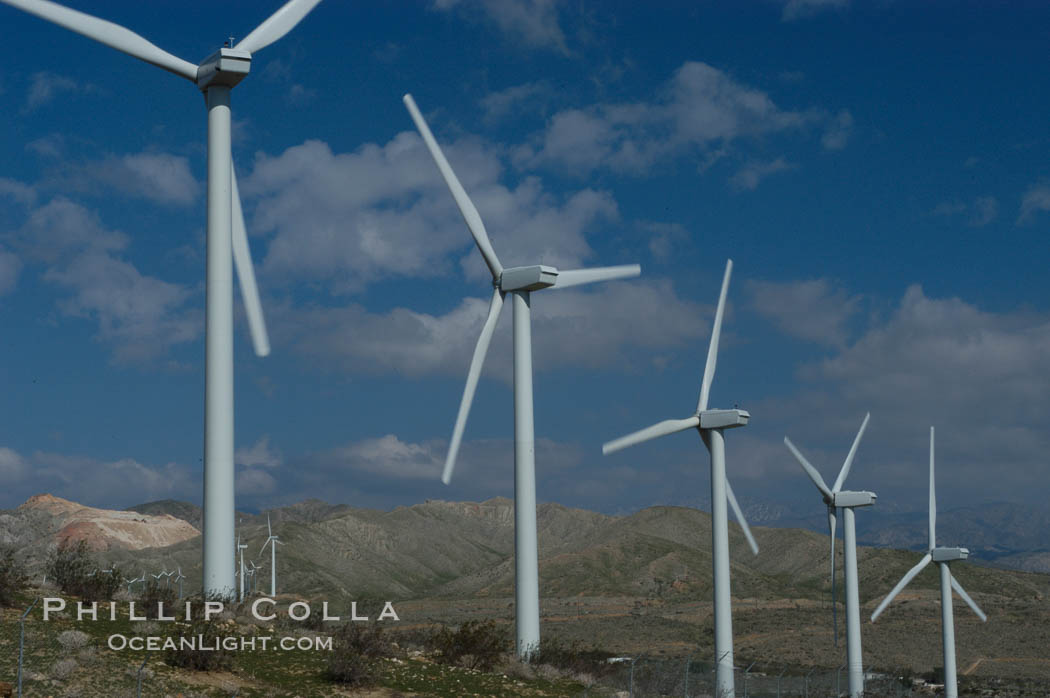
[[821, 109, 853, 150], [433, 0, 568, 53], [245, 135, 617, 290], [782, 0, 849, 22], [515, 62, 828, 176], [24, 72, 97, 112], [0, 177, 37, 206], [729, 158, 793, 191], [480, 82, 549, 122], [933, 195, 998, 227], [272, 279, 707, 379], [0, 247, 21, 297], [27, 449, 196, 508], [4, 195, 200, 362], [1018, 182, 1050, 224], [641, 222, 689, 262], [328, 434, 444, 480], [0, 447, 27, 481], [236, 436, 282, 469], [44, 251, 200, 362], [57, 152, 200, 206], [236, 468, 277, 496], [748, 278, 862, 348]]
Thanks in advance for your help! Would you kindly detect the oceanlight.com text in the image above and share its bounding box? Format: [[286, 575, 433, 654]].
[[107, 634, 333, 652]]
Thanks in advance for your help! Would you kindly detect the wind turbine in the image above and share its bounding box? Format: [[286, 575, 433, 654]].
[[871, 427, 986, 698], [403, 94, 641, 658], [785, 413, 875, 698], [602, 259, 757, 697], [174, 567, 186, 599], [248, 560, 259, 595], [259, 514, 282, 597], [237, 534, 248, 602], [0, 0, 324, 597]]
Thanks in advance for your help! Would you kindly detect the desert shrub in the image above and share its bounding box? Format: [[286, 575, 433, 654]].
[[137, 579, 178, 620], [47, 540, 121, 601], [431, 619, 508, 671], [57, 629, 90, 651], [51, 657, 78, 680], [533, 637, 614, 677], [324, 622, 392, 686], [0, 545, 29, 607], [163, 615, 234, 671]]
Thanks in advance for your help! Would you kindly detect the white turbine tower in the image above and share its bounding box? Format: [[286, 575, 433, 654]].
[[784, 413, 875, 698], [602, 259, 758, 697], [871, 427, 986, 698], [259, 514, 282, 597], [403, 94, 641, 658], [0, 0, 325, 598]]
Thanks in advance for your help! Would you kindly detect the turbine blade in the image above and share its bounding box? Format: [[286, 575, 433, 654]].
[[231, 163, 270, 357], [726, 478, 759, 555], [0, 0, 197, 81], [832, 412, 870, 492], [830, 507, 838, 647], [403, 94, 503, 280], [267, 514, 272, 537], [697, 259, 732, 412], [602, 416, 701, 455], [870, 553, 932, 621], [237, 0, 323, 54], [784, 437, 833, 499], [258, 539, 270, 556], [950, 573, 987, 622], [442, 288, 505, 484], [929, 426, 936, 549], [551, 265, 641, 289]]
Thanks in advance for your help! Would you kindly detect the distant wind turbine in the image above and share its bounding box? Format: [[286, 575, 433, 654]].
[[785, 412, 875, 698], [603, 259, 757, 698], [0, 0, 325, 598], [237, 534, 248, 602], [403, 93, 641, 658], [259, 514, 283, 597], [870, 427, 987, 698]]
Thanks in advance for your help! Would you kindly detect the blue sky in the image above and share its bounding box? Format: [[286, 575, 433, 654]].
[[1, 0, 1048, 522]]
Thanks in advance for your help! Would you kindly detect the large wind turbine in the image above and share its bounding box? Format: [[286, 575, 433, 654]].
[[785, 413, 875, 698], [0, 0, 324, 596], [259, 514, 282, 597], [403, 94, 641, 658], [870, 427, 987, 698], [602, 259, 758, 698]]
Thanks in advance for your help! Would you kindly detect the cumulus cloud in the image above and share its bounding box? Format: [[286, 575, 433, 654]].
[[271, 279, 707, 379], [749, 284, 1050, 506], [729, 158, 793, 191], [1018, 182, 1050, 224], [236, 436, 282, 469], [24, 72, 97, 112], [245, 135, 617, 290], [0, 447, 28, 481], [480, 81, 550, 122], [55, 152, 199, 206], [933, 195, 998, 227], [19, 448, 196, 509], [3, 195, 200, 362], [749, 278, 862, 348], [0, 248, 22, 297], [782, 0, 849, 22], [0, 177, 37, 206], [514, 62, 831, 176], [821, 109, 853, 150], [432, 0, 568, 53]]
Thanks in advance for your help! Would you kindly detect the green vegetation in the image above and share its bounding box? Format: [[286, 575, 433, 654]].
[[0, 545, 29, 607]]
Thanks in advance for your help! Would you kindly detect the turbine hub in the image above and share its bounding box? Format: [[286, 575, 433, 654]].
[[196, 48, 251, 90]]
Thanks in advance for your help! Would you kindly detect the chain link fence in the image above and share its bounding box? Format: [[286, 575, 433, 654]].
[[591, 657, 916, 697]]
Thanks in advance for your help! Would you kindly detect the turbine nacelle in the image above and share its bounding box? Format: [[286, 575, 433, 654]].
[[932, 547, 969, 562], [196, 48, 251, 90], [831, 490, 877, 508], [698, 408, 750, 430], [499, 265, 558, 292]]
